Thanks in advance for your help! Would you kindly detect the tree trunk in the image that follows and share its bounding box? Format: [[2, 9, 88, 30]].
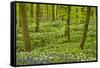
[[56, 6, 58, 19], [35, 4, 40, 32], [30, 4, 33, 22], [76, 8, 78, 13], [79, 7, 91, 49], [47, 5, 48, 19], [91, 9, 94, 17], [19, 4, 31, 52], [52, 5, 55, 21], [18, 3, 21, 27], [81, 7, 85, 23], [64, 6, 71, 41]]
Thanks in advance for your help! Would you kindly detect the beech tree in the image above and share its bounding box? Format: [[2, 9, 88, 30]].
[[18, 3, 21, 27], [35, 4, 40, 32], [81, 7, 85, 23], [64, 6, 71, 41], [79, 7, 91, 49], [52, 5, 55, 21], [19, 4, 31, 52], [56, 6, 58, 19], [91, 9, 94, 18], [46, 5, 48, 19], [30, 4, 33, 21]]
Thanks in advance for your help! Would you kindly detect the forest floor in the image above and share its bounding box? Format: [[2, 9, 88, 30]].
[[16, 19, 97, 65]]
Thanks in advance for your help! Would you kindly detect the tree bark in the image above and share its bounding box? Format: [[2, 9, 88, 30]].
[[47, 5, 48, 19], [35, 4, 40, 32], [79, 7, 91, 49], [52, 5, 55, 21], [64, 6, 71, 41], [30, 4, 34, 23], [81, 7, 85, 23], [56, 6, 58, 19], [30, 4, 33, 20], [19, 4, 31, 52], [18, 3, 21, 27], [91, 9, 94, 17]]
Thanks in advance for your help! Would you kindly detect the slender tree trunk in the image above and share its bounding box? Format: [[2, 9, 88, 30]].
[[55, 5, 56, 20], [18, 3, 21, 27], [56, 6, 58, 19], [30, 4, 33, 18], [91, 9, 94, 18], [76, 8, 79, 23], [47, 5, 48, 19], [81, 7, 85, 23], [64, 6, 71, 41], [57, 6, 60, 20], [30, 4, 34, 21], [35, 4, 40, 32], [52, 5, 55, 21], [19, 4, 31, 52], [30, 4, 34, 23], [79, 7, 91, 49], [76, 8, 78, 13]]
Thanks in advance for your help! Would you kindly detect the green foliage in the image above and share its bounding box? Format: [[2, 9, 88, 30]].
[[16, 3, 97, 65], [16, 18, 96, 65]]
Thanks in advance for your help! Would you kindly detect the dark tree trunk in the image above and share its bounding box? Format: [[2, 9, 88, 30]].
[[19, 4, 31, 52], [64, 6, 71, 41], [56, 6, 58, 19], [47, 5, 48, 19], [76, 8, 78, 13], [18, 3, 21, 27], [31, 4, 33, 18], [30, 4, 33, 23], [52, 5, 55, 21], [79, 7, 91, 49], [76, 8, 79, 23], [91, 9, 94, 17], [81, 7, 85, 23], [35, 4, 40, 32]]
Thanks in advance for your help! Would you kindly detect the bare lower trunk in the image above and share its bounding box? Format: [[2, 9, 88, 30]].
[[64, 6, 71, 41], [79, 7, 91, 49], [19, 4, 31, 52]]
